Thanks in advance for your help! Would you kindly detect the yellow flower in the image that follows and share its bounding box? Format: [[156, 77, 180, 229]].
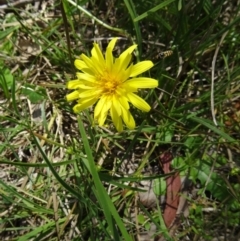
[[66, 38, 158, 132]]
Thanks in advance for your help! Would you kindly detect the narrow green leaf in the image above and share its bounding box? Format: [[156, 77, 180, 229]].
[[134, 0, 176, 22], [77, 116, 132, 240], [188, 116, 236, 143]]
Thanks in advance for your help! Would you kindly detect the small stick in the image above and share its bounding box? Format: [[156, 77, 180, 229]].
[[211, 30, 229, 126]]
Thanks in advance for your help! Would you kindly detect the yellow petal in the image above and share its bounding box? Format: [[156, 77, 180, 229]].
[[119, 44, 137, 60], [110, 105, 123, 132], [67, 79, 94, 90], [76, 72, 97, 83], [113, 53, 132, 76], [73, 97, 98, 112], [121, 63, 133, 82], [129, 61, 154, 77], [118, 96, 129, 110], [78, 89, 101, 98], [112, 44, 137, 75], [94, 96, 111, 119], [105, 38, 118, 69], [92, 43, 105, 63], [121, 106, 135, 129], [112, 95, 122, 116], [107, 38, 118, 50], [74, 59, 88, 70], [66, 80, 81, 89], [66, 90, 79, 101], [127, 92, 151, 112], [117, 85, 137, 93], [78, 96, 98, 105], [95, 97, 111, 126], [90, 57, 105, 76], [80, 54, 96, 70], [97, 110, 108, 126], [125, 78, 158, 88]]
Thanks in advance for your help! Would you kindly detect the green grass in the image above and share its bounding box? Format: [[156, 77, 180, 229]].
[[1, 0, 240, 240]]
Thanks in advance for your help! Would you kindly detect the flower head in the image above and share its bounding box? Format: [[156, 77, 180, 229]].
[[66, 38, 158, 132]]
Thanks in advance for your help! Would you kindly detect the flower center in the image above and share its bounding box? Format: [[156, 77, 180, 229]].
[[98, 70, 121, 95]]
